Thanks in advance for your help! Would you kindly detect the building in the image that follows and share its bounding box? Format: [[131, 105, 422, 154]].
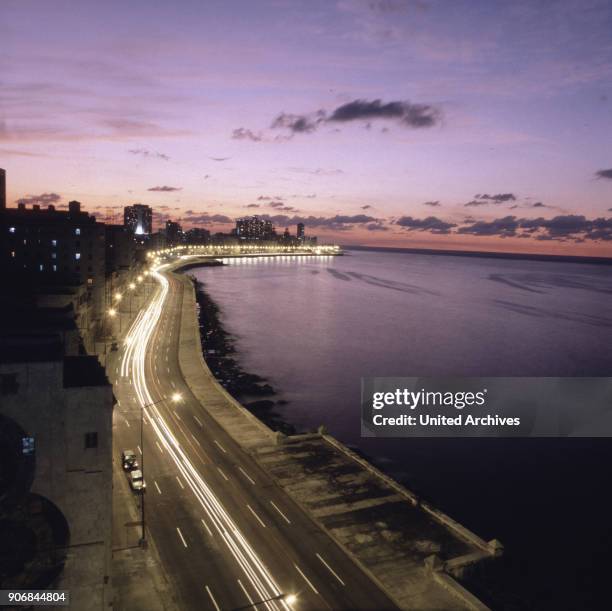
[[0, 199, 107, 320], [123, 204, 152, 236], [0, 167, 6, 210], [0, 343, 113, 610], [297, 222, 305, 241], [165, 220, 182, 245], [105, 225, 135, 274], [235, 216, 276, 241], [184, 227, 211, 245]]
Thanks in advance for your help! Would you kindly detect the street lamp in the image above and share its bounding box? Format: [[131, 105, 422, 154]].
[[138, 392, 183, 546], [232, 593, 297, 610]]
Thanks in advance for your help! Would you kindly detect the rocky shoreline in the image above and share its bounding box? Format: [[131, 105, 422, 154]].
[[192, 277, 296, 435]]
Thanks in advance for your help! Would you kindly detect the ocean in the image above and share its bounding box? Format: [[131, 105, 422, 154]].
[[191, 248, 612, 610]]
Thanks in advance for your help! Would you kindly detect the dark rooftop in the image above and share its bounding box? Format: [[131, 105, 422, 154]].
[[63, 356, 110, 388]]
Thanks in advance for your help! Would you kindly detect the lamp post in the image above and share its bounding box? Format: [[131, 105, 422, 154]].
[[128, 282, 136, 314], [232, 593, 297, 610], [128, 392, 183, 546]]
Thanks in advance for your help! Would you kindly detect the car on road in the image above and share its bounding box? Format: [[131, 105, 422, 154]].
[[121, 449, 139, 471], [129, 469, 146, 492]]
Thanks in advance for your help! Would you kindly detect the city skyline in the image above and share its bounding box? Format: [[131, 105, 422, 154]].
[[2, 0, 612, 255]]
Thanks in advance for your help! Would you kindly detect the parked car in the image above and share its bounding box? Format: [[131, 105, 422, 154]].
[[121, 449, 139, 471], [129, 469, 146, 492]]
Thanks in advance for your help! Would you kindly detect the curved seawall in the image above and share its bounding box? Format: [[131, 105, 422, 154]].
[[170, 260, 499, 610]]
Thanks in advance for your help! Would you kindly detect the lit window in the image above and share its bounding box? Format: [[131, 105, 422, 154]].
[[22, 437, 35, 455], [75, 252, 81, 260], [39, 264, 44, 271], [51, 239, 57, 246], [11, 251, 15, 257], [51, 252, 57, 259], [9, 227, 15, 233], [52, 264, 57, 272], [75, 228, 81, 235]]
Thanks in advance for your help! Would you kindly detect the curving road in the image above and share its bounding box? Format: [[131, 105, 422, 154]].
[[111, 261, 398, 611]]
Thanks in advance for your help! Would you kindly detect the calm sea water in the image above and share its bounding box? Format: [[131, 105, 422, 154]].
[[192, 249, 612, 609]]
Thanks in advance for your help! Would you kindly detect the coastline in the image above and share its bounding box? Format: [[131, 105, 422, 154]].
[[192, 276, 297, 435]]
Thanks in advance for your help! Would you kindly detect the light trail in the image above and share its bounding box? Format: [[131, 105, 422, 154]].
[[120, 266, 291, 611]]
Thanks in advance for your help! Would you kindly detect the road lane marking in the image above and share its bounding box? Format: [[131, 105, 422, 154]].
[[238, 466, 255, 485], [193, 415, 203, 427], [175, 412, 181, 421], [176, 475, 185, 490], [270, 500, 292, 524], [176, 527, 188, 548], [155, 441, 164, 454], [201, 517, 213, 537], [190, 432, 201, 446], [316, 554, 345, 586], [237, 579, 255, 606], [154, 481, 162, 495], [294, 564, 319, 595], [166, 367, 170, 373], [124, 417, 131, 428], [213, 440, 227, 453], [137, 445, 142, 455], [205, 585, 220, 611], [217, 467, 229, 481], [246, 504, 266, 528]]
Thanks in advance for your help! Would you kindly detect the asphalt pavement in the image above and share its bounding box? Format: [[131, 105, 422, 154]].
[[109, 267, 398, 611]]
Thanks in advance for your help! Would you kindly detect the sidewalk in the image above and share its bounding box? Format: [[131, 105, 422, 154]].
[[104, 276, 179, 611], [111, 443, 177, 611]]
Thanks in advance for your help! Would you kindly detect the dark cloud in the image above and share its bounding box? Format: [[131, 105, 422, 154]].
[[258, 195, 284, 201], [423, 200, 440, 207], [395, 216, 456, 234], [328, 99, 440, 128], [246, 98, 441, 140], [245, 203, 260, 208], [366, 222, 389, 231], [271, 110, 326, 134], [595, 169, 612, 180], [458, 214, 612, 242], [465, 193, 516, 207], [457, 216, 519, 237], [209, 156, 230, 162], [361, 204, 373, 210], [147, 185, 182, 192], [16, 192, 61, 206], [232, 128, 263, 142], [268, 201, 286, 208], [128, 148, 169, 161], [184, 213, 233, 225], [258, 213, 377, 230]]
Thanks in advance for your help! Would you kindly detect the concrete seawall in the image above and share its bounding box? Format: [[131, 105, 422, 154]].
[[172, 264, 498, 610]]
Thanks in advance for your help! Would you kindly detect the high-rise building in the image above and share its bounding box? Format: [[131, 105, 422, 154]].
[[0, 168, 6, 210], [0, 199, 106, 315], [297, 222, 305, 241], [235, 216, 276, 241], [165, 220, 182, 245], [123, 204, 153, 236]]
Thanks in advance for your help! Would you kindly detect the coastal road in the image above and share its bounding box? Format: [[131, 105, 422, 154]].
[[110, 260, 398, 611]]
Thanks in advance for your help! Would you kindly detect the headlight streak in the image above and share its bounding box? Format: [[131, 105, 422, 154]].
[[121, 268, 290, 611]]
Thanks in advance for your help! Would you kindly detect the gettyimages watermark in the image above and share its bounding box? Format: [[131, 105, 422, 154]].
[[361, 377, 612, 437]]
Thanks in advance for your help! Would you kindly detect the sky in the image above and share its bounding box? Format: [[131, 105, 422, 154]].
[[2, 0, 612, 255]]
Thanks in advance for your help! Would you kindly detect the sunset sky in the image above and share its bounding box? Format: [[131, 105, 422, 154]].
[[2, 0, 612, 254]]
